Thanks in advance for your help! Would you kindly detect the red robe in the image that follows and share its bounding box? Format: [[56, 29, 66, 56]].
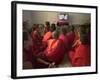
[[59, 34, 69, 51], [42, 31, 52, 50], [44, 26, 50, 33], [67, 32, 75, 46], [42, 31, 52, 42], [44, 39, 65, 64], [70, 44, 90, 67], [23, 46, 37, 68], [31, 30, 42, 44]]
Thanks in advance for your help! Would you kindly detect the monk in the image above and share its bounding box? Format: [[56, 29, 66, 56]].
[[23, 31, 37, 69], [31, 24, 42, 42], [68, 28, 90, 67], [67, 25, 76, 49], [43, 23, 56, 42], [23, 31, 55, 69], [42, 23, 56, 50], [44, 21, 50, 34], [59, 26, 69, 51], [43, 30, 65, 64], [72, 28, 80, 49], [31, 24, 43, 54]]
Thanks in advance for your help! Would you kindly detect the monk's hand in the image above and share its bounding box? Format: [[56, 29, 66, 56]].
[[48, 62, 56, 68]]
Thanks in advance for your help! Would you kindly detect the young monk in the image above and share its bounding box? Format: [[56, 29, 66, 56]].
[[68, 28, 90, 67], [23, 31, 55, 69], [72, 26, 88, 49], [44, 21, 50, 34], [43, 30, 65, 65], [67, 25, 76, 48], [59, 26, 69, 51], [42, 23, 56, 42], [31, 24, 43, 53], [23, 31, 37, 69], [42, 23, 56, 50], [31, 24, 42, 42]]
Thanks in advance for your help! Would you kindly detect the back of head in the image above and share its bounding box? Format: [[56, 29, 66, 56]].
[[52, 30, 59, 39], [61, 26, 68, 35], [45, 21, 50, 26], [70, 25, 75, 32], [50, 23, 56, 32], [80, 34, 88, 44], [79, 24, 89, 44]]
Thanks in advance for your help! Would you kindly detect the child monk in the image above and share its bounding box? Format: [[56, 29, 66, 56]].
[[59, 26, 69, 51], [43, 30, 65, 65], [68, 27, 90, 67], [23, 31, 55, 69], [42, 23, 56, 50], [44, 21, 50, 34], [67, 25, 76, 47]]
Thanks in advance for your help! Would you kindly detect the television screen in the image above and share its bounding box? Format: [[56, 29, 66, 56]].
[[59, 13, 68, 20]]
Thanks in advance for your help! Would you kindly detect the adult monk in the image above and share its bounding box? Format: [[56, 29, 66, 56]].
[[23, 31, 55, 69], [23, 31, 35, 69], [43, 30, 65, 65], [43, 23, 56, 42], [67, 25, 76, 49], [31, 24, 42, 43], [31, 24, 43, 54], [44, 21, 50, 34], [68, 28, 90, 67], [59, 26, 69, 51], [42, 23, 56, 50]]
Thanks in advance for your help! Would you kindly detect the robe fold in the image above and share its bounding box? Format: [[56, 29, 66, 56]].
[[67, 32, 75, 46], [42, 31, 52, 50], [59, 34, 69, 51], [23, 46, 37, 68], [44, 39, 65, 64], [42, 31, 52, 42], [71, 44, 90, 67]]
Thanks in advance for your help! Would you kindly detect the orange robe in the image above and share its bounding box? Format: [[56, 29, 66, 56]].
[[44, 26, 50, 33], [42, 31, 52, 42], [44, 39, 65, 64], [42, 31, 52, 50], [69, 44, 90, 67]]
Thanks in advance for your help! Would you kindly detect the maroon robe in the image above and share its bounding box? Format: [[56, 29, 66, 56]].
[[69, 44, 91, 67], [44, 39, 65, 64]]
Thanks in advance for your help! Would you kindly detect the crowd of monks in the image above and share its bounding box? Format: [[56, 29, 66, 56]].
[[23, 21, 91, 69]]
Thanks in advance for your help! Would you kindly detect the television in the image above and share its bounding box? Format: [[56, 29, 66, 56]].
[[58, 13, 69, 26]]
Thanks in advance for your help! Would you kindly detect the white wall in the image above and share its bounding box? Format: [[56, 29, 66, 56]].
[[23, 10, 90, 28], [68, 13, 90, 25]]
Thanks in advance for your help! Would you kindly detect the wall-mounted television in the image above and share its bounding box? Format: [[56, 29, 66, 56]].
[[58, 13, 69, 26], [59, 13, 68, 20]]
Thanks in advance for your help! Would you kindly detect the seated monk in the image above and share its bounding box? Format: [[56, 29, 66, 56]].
[[44, 21, 50, 34], [43, 30, 65, 65], [42, 23, 56, 50], [68, 30, 90, 67], [59, 26, 69, 51], [23, 31, 36, 69], [23, 31, 56, 69], [67, 26, 76, 49], [31, 24, 42, 45], [72, 29, 80, 49]]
